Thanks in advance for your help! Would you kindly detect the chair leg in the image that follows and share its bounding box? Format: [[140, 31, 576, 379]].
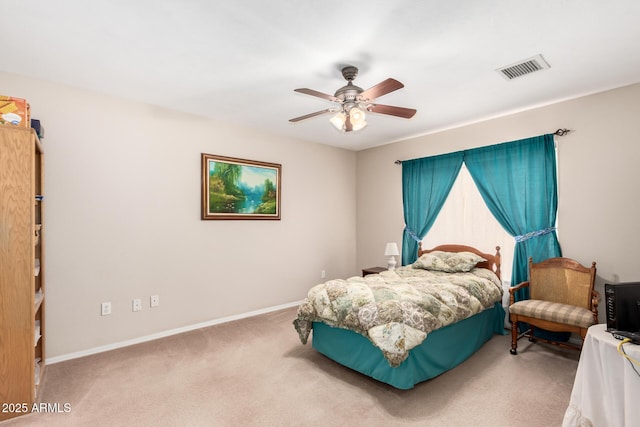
[[510, 318, 518, 355], [580, 328, 588, 340]]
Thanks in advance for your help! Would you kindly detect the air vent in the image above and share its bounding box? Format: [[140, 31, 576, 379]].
[[496, 54, 550, 80]]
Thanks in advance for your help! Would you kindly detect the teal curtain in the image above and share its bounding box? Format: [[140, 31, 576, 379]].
[[401, 151, 464, 265], [464, 134, 561, 300]]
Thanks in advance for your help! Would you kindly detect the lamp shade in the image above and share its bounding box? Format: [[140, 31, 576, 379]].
[[384, 242, 400, 256], [329, 112, 346, 130], [329, 108, 367, 132], [349, 107, 367, 131]]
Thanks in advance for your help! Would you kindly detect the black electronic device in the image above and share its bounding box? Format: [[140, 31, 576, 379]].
[[610, 330, 640, 344], [605, 282, 640, 333]]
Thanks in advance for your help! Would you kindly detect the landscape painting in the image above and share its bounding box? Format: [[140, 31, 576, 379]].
[[201, 153, 281, 220]]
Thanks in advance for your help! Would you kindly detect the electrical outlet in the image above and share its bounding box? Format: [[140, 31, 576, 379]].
[[132, 298, 142, 312], [321, 270, 326, 279], [150, 294, 160, 308], [101, 302, 111, 316]]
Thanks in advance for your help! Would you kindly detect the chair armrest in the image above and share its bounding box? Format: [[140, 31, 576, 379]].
[[509, 281, 530, 294], [508, 281, 530, 305]]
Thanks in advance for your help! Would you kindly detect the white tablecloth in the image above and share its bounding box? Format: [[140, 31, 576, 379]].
[[562, 324, 640, 427]]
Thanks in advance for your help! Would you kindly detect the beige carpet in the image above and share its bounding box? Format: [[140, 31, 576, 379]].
[[2, 307, 579, 427]]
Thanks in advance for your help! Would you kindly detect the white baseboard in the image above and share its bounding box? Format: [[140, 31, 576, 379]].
[[46, 300, 303, 365]]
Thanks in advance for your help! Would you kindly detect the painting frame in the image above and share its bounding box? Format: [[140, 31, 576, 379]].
[[201, 153, 281, 220]]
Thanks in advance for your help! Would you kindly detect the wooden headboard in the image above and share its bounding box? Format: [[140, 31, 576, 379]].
[[417, 243, 502, 280]]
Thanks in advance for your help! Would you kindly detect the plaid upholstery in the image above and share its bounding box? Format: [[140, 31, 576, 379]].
[[509, 299, 595, 329]]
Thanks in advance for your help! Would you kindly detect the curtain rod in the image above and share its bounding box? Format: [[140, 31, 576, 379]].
[[394, 128, 572, 164], [553, 128, 571, 136]]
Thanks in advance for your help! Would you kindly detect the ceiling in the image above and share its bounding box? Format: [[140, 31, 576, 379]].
[[3, 1, 640, 151]]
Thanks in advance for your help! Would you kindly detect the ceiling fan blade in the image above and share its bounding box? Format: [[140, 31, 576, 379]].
[[294, 88, 340, 103], [289, 109, 334, 122], [368, 104, 417, 119], [359, 78, 404, 101]]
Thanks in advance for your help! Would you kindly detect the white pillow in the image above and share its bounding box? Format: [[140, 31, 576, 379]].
[[413, 251, 486, 273]]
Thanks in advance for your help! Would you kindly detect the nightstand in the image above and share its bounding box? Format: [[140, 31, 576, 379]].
[[362, 267, 387, 277]]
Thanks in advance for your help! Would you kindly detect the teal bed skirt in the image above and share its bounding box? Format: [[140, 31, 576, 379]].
[[312, 302, 506, 390]]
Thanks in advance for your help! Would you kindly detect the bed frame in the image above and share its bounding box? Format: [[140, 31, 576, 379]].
[[311, 244, 505, 389]]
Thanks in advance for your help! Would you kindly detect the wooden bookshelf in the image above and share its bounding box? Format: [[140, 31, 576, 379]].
[[0, 126, 45, 421]]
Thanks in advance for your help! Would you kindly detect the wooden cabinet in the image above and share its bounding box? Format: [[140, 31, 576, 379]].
[[0, 126, 45, 421], [362, 267, 387, 277]]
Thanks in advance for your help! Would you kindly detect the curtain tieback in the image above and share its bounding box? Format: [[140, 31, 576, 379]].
[[515, 227, 557, 243], [404, 227, 422, 242]]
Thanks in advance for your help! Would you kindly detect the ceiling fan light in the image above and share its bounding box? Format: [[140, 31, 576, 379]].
[[349, 107, 366, 125], [352, 120, 367, 132], [330, 112, 346, 131]]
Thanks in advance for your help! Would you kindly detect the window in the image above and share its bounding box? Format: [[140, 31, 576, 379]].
[[422, 164, 514, 284]]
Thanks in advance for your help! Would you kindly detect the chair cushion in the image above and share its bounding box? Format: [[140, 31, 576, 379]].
[[509, 299, 595, 329]]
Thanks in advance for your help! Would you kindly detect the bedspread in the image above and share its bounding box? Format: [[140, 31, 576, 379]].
[[293, 266, 502, 367]]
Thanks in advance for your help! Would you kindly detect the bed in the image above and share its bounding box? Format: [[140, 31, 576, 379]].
[[293, 244, 506, 389]]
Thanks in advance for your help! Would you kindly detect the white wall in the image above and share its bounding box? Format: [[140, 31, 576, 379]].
[[356, 83, 640, 321], [1, 71, 357, 358], [5, 70, 638, 359]]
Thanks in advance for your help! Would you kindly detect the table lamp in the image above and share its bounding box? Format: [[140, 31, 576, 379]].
[[385, 242, 400, 270]]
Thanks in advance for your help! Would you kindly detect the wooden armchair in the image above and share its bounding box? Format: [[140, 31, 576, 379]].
[[509, 257, 599, 355]]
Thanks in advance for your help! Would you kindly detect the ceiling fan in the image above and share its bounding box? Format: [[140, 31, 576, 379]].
[[289, 66, 417, 132]]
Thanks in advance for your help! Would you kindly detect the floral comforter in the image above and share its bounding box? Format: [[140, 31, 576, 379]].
[[293, 266, 502, 367]]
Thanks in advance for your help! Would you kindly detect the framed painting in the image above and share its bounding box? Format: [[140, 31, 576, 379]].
[[201, 153, 281, 220]]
